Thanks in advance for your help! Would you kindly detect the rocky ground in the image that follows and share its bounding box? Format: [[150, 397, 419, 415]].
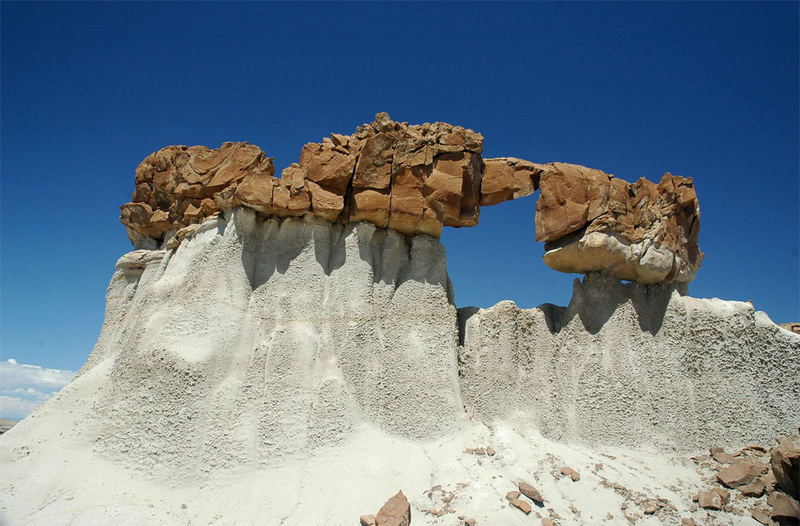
[[5, 413, 797, 525], [355, 432, 800, 526]]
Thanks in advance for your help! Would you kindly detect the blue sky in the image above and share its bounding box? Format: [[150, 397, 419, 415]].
[[1, 1, 798, 407]]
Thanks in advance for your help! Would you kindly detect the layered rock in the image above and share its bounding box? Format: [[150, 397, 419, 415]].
[[536, 163, 702, 283], [120, 112, 702, 284], [121, 113, 484, 244]]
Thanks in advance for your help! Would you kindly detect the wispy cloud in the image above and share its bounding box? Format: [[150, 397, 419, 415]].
[[0, 359, 76, 419]]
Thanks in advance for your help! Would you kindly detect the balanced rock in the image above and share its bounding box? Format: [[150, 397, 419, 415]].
[[121, 114, 484, 244], [536, 163, 702, 283]]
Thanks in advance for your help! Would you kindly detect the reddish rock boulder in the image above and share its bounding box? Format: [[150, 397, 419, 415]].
[[560, 466, 581, 481], [509, 498, 532, 514], [518, 481, 544, 505], [717, 461, 768, 488], [375, 490, 411, 526], [740, 479, 767, 497], [697, 488, 730, 510], [535, 163, 702, 284]]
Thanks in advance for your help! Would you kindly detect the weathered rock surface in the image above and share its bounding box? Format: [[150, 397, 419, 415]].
[[122, 113, 484, 243], [3, 203, 800, 524], [779, 323, 800, 334], [457, 273, 800, 451], [121, 113, 702, 284], [536, 163, 702, 283]]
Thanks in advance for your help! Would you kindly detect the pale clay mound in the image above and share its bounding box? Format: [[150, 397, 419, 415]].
[[1, 209, 798, 525]]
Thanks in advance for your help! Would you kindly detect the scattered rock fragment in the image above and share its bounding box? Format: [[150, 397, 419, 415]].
[[486, 447, 496, 456], [717, 461, 768, 488], [740, 444, 769, 456], [681, 518, 697, 526], [506, 491, 521, 501], [518, 481, 544, 506], [740, 478, 767, 497], [764, 470, 778, 493], [375, 490, 411, 526], [559, 466, 580, 481], [642, 500, 661, 514], [463, 518, 476, 526], [542, 518, 555, 526], [697, 488, 730, 510], [509, 498, 532, 514], [710, 446, 738, 465], [360, 514, 377, 526]]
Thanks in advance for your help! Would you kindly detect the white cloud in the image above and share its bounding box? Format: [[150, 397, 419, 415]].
[[0, 396, 42, 420], [0, 359, 76, 420]]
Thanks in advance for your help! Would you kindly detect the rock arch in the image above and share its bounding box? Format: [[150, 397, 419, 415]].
[[121, 112, 702, 284]]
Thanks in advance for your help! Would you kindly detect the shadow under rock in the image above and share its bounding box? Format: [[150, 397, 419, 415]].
[[561, 272, 677, 336]]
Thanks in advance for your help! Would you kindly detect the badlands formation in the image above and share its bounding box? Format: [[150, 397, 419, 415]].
[[1, 114, 798, 526]]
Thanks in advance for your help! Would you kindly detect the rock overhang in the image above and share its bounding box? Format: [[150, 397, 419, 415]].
[[120, 112, 702, 284]]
